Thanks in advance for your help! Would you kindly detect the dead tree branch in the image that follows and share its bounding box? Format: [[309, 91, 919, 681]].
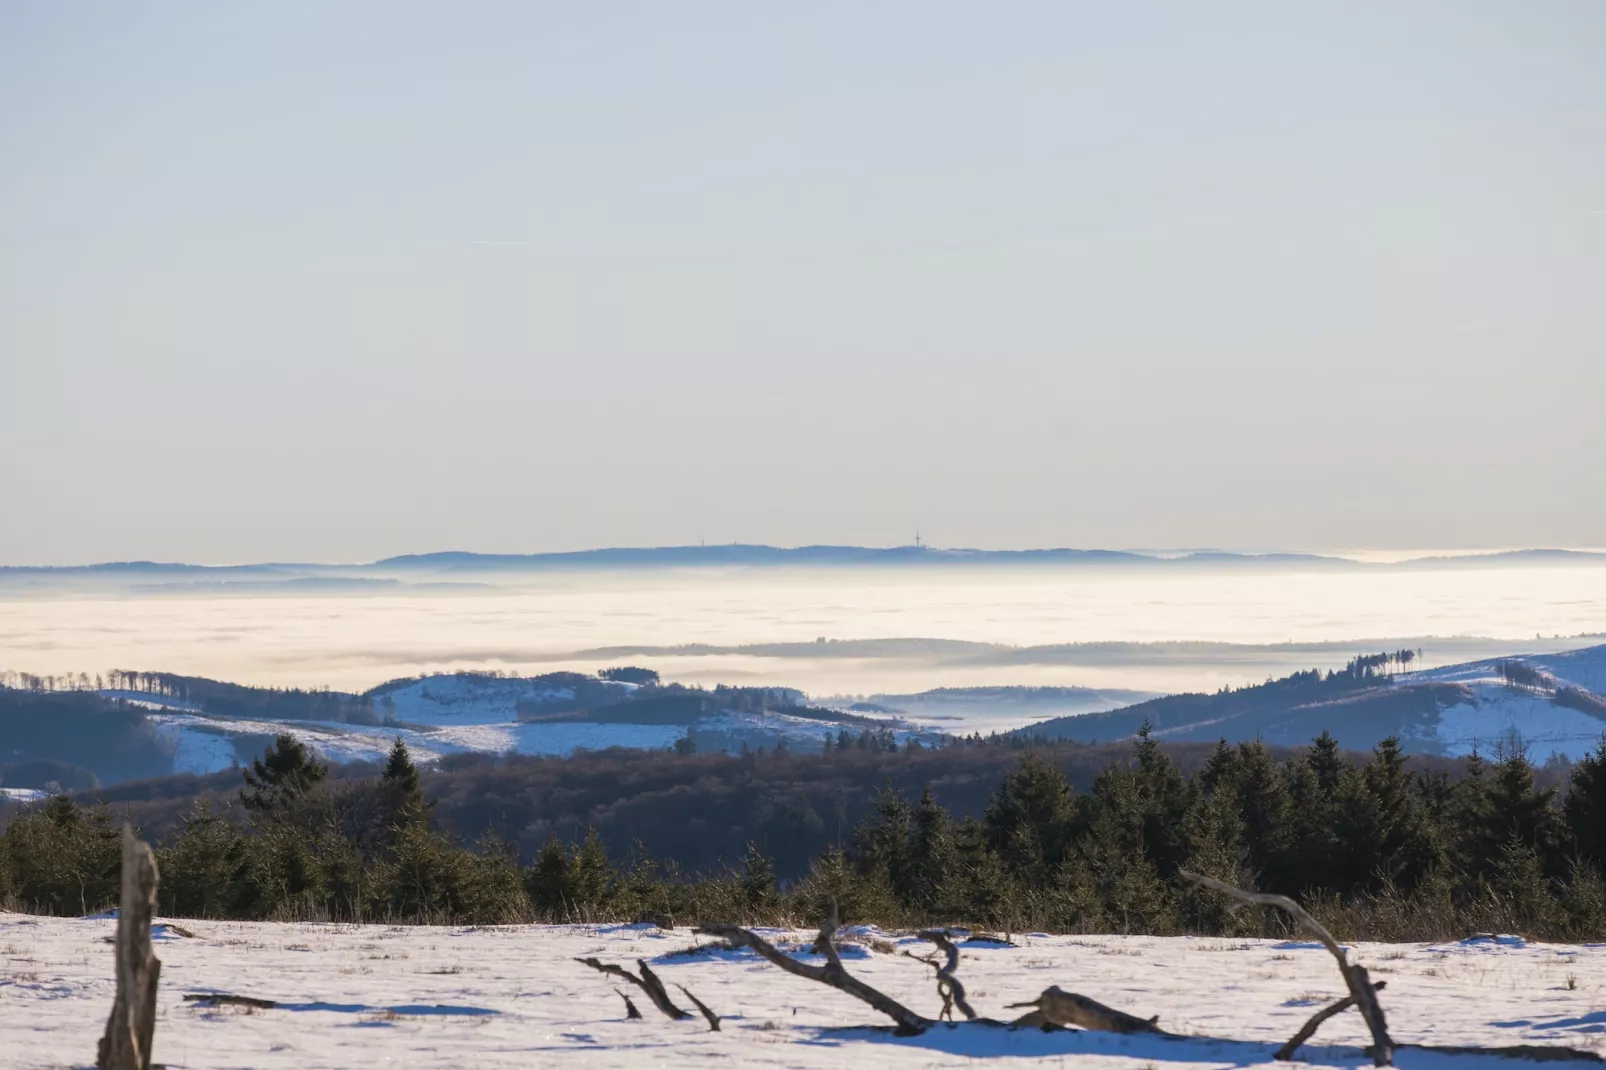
[[1276, 982, 1388, 1061], [97, 825, 161, 1070], [1181, 870, 1393, 1066], [575, 957, 690, 1020], [695, 902, 935, 1035], [917, 930, 977, 1021], [613, 988, 643, 1020], [677, 984, 721, 1031]]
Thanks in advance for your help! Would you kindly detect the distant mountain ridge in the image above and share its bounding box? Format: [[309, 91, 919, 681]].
[[6, 544, 1606, 578]]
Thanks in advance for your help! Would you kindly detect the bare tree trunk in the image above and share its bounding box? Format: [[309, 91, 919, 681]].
[[97, 826, 161, 1070]]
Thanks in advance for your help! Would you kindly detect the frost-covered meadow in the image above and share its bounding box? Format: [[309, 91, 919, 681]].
[[3, 913, 1603, 1069]]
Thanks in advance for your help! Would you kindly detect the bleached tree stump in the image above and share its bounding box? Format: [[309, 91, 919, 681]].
[[96, 825, 161, 1070]]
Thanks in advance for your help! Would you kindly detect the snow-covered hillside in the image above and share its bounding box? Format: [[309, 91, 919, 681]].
[[122, 672, 914, 776], [1403, 646, 1606, 761], [373, 672, 632, 724], [2, 913, 1602, 1069]]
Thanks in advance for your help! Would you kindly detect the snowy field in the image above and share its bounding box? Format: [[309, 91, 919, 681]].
[[1404, 646, 1606, 762], [2, 915, 1603, 1070]]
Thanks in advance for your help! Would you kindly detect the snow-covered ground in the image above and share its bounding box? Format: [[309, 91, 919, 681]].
[[0, 787, 46, 804], [124, 670, 909, 775], [147, 710, 692, 774], [375, 674, 624, 725], [1403, 647, 1606, 761], [1, 915, 1602, 1069]]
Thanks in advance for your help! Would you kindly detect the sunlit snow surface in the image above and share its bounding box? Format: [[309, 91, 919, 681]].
[[1402, 650, 1606, 762], [130, 671, 904, 774], [2, 915, 1603, 1069]]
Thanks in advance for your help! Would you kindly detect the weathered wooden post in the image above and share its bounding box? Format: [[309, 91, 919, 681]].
[[97, 825, 161, 1070]]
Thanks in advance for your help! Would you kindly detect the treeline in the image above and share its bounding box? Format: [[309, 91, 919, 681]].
[[4, 729, 1605, 941], [107, 671, 379, 725], [1495, 660, 1606, 718], [0, 669, 377, 724]]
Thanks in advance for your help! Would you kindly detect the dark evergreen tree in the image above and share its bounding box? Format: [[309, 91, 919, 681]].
[[984, 751, 1076, 881], [240, 734, 328, 815], [568, 826, 615, 916], [1564, 737, 1606, 867], [1286, 731, 1349, 891], [1229, 740, 1295, 892], [158, 801, 248, 918], [740, 842, 777, 914], [526, 836, 574, 916], [1129, 725, 1191, 876], [380, 736, 426, 831], [1490, 746, 1562, 873], [907, 785, 955, 912], [851, 785, 913, 902]]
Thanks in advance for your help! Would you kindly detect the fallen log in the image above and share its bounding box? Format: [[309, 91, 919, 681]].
[[183, 993, 278, 1010], [696, 903, 936, 1036], [1007, 986, 1165, 1034], [96, 826, 162, 1070]]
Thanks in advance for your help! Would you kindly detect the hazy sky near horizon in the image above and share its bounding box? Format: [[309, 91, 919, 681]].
[[3, 2, 1602, 565]]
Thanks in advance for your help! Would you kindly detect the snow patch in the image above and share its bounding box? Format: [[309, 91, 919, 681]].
[[4, 917, 1604, 1069]]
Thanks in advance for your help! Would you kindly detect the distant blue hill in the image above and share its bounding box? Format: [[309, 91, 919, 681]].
[[370, 545, 1348, 571], [3, 545, 1603, 576]]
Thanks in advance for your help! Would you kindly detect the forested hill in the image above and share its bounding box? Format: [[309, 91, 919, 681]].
[[1011, 656, 1464, 752], [1011, 649, 1606, 755]]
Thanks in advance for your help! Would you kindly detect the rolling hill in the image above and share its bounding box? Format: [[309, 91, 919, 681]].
[[1012, 644, 1606, 760]]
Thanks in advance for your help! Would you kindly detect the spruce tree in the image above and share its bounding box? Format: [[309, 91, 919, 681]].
[[568, 826, 614, 916], [381, 736, 425, 829], [1286, 732, 1349, 891], [1130, 725, 1191, 876], [984, 751, 1076, 879], [852, 785, 913, 902], [1231, 740, 1295, 893], [158, 801, 247, 918], [740, 842, 777, 915], [240, 734, 328, 815], [1363, 736, 1437, 890], [1487, 745, 1561, 876], [1564, 737, 1606, 868], [526, 836, 574, 916], [907, 785, 955, 912]]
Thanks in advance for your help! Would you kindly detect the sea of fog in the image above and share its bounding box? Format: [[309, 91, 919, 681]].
[[4, 564, 1605, 697]]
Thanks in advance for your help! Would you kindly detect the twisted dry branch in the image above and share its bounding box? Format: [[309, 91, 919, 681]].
[[916, 930, 977, 1021], [576, 957, 695, 1022], [1180, 870, 1392, 1065], [1275, 982, 1388, 1061]]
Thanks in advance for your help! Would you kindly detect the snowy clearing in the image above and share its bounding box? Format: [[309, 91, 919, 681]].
[[1404, 650, 1606, 762], [2, 915, 1603, 1069]]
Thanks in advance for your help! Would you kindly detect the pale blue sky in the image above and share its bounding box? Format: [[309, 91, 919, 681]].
[[2, 2, 1602, 564]]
